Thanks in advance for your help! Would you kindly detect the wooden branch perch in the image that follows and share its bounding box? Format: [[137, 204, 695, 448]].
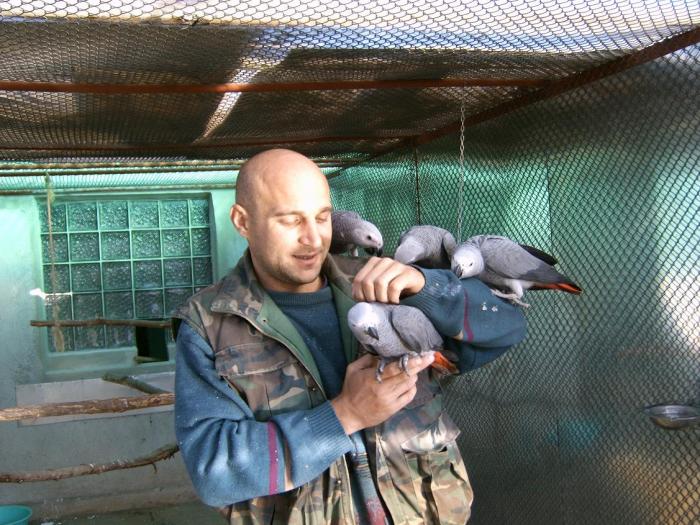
[[102, 374, 169, 395], [31, 318, 170, 329], [0, 393, 174, 422], [0, 444, 179, 482]]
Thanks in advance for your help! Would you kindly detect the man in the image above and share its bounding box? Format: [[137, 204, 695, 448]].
[[174, 149, 526, 524]]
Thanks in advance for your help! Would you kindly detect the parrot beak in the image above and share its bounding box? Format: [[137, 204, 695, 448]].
[[365, 326, 380, 340], [365, 247, 383, 257]]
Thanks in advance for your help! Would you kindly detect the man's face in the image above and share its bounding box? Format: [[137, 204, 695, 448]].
[[234, 158, 333, 293]]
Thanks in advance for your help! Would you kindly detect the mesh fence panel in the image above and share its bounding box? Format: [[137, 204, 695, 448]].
[[1, 0, 699, 521], [0, 1, 698, 164], [330, 44, 699, 525]]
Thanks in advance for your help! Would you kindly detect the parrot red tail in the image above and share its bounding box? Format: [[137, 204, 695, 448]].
[[431, 351, 459, 375], [534, 282, 582, 294]]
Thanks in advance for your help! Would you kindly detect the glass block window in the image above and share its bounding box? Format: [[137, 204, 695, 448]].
[[38, 198, 213, 352]]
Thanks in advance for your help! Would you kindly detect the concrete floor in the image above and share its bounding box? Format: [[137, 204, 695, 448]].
[[31, 502, 223, 525]]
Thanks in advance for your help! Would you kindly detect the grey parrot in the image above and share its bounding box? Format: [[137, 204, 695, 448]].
[[348, 302, 458, 382], [451, 235, 582, 307], [330, 210, 384, 256], [393, 225, 457, 268]]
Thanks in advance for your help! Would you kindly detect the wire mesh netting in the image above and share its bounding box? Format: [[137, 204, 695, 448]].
[[1, 1, 699, 523], [330, 45, 699, 525], [0, 1, 698, 166]]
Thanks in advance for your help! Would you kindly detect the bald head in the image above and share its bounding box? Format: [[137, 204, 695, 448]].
[[230, 148, 333, 293], [235, 149, 327, 211]]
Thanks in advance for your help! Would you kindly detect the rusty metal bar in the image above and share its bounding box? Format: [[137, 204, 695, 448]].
[[0, 78, 548, 94], [0, 158, 349, 170], [341, 26, 700, 169], [0, 166, 241, 177], [0, 135, 404, 152], [0, 162, 347, 177]]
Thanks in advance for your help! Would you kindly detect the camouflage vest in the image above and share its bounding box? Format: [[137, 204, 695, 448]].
[[174, 252, 473, 525]]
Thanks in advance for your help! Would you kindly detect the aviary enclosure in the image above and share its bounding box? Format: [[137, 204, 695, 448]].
[[0, 1, 697, 523]]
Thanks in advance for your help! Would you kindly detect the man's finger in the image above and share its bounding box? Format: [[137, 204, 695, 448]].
[[367, 264, 405, 304], [359, 258, 396, 302], [353, 257, 395, 302], [350, 353, 378, 370], [377, 367, 418, 393], [352, 258, 380, 302], [352, 256, 383, 290], [385, 271, 411, 304], [379, 354, 434, 380], [402, 353, 435, 376], [386, 266, 425, 303], [353, 257, 424, 303]]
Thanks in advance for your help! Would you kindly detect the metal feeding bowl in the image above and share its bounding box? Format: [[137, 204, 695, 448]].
[[644, 404, 700, 430]]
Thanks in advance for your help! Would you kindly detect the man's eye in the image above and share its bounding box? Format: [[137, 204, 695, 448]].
[[280, 217, 300, 226], [317, 214, 330, 223]]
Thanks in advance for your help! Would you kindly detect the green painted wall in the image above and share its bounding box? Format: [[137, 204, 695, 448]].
[[0, 186, 247, 519]]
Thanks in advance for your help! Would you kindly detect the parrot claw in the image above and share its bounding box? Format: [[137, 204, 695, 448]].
[[399, 354, 410, 375], [490, 289, 530, 308], [375, 359, 387, 383]]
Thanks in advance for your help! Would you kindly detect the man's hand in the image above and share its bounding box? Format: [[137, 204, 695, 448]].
[[352, 256, 425, 303], [331, 353, 434, 435]]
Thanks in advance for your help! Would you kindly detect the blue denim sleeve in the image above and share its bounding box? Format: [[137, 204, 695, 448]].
[[400, 268, 527, 372], [174, 322, 353, 506]]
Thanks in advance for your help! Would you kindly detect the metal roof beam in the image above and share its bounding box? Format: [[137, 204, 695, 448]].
[[0, 78, 548, 94]]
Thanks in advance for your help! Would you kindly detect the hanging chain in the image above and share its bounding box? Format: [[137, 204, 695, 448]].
[[45, 174, 65, 352], [413, 146, 421, 225], [456, 91, 466, 243]]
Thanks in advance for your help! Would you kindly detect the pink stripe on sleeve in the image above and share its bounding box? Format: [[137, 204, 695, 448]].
[[267, 421, 279, 493], [463, 290, 474, 342]]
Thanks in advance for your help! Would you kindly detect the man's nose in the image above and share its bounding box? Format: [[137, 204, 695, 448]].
[[300, 221, 322, 248]]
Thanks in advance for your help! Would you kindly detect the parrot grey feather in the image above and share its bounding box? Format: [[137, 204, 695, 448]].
[[394, 225, 456, 268], [390, 307, 443, 354], [452, 235, 582, 307], [330, 210, 384, 256], [333, 210, 362, 221], [347, 302, 406, 359], [478, 236, 550, 279], [478, 236, 576, 285], [442, 232, 457, 260], [348, 302, 445, 380], [519, 243, 558, 266]]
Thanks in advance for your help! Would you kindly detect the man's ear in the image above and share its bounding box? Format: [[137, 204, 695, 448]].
[[230, 204, 250, 238]]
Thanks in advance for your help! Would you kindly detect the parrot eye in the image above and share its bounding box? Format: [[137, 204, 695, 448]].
[[366, 326, 380, 340]]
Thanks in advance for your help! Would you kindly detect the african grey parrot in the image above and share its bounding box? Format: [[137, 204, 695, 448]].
[[330, 210, 384, 256], [393, 225, 457, 268], [348, 302, 458, 382], [451, 235, 582, 307]]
